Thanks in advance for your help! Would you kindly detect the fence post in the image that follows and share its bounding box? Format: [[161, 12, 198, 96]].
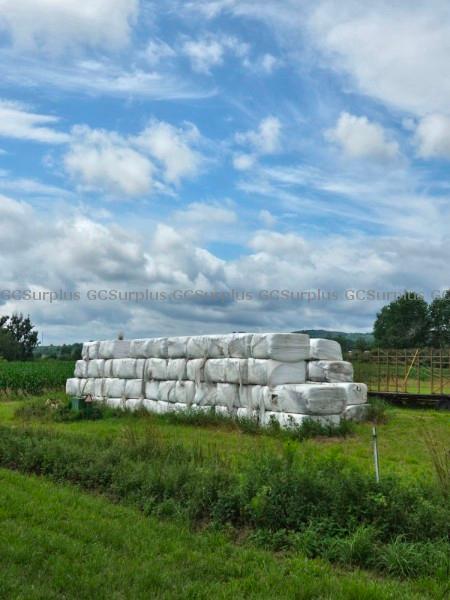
[[372, 426, 380, 483]]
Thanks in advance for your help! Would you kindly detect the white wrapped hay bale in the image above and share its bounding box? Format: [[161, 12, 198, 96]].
[[143, 398, 158, 414], [156, 400, 171, 414], [307, 360, 353, 383], [158, 380, 176, 402], [310, 339, 343, 361], [130, 339, 149, 358], [344, 404, 369, 421], [194, 382, 217, 406], [86, 359, 105, 378], [216, 383, 240, 409], [250, 333, 310, 361], [74, 360, 88, 378], [66, 378, 80, 396], [204, 358, 248, 384], [124, 379, 144, 399], [167, 336, 189, 358], [125, 398, 143, 412], [98, 340, 131, 359], [173, 380, 195, 405], [145, 337, 169, 358], [186, 335, 224, 359], [167, 358, 187, 381], [146, 358, 168, 381], [110, 358, 145, 379], [94, 378, 104, 399], [262, 412, 341, 428], [186, 358, 206, 383], [271, 384, 347, 415], [215, 405, 230, 417], [236, 407, 259, 420], [333, 382, 367, 404], [222, 333, 253, 358], [104, 378, 126, 399], [249, 385, 273, 411], [106, 397, 125, 410], [79, 378, 96, 396], [82, 341, 100, 360], [145, 380, 160, 401], [247, 359, 306, 386]]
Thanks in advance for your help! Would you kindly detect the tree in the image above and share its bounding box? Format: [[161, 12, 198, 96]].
[[373, 292, 430, 348], [0, 313, 39, 360], [429, 290, 450, 348], [0, 328, 22, 360]]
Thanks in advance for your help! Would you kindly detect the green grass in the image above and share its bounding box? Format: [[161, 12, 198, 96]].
[[2, 394, 448, 484], [0, 360, 74, 396], [0, 468, 444, 600]]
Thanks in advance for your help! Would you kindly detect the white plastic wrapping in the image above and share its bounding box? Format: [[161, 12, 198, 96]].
[[104, 378, 126, 399], [216, 383, 240, 409], [173, 380, 195, 405], [250, 333, 310, 361], [247, 359, 306, 386], [145, 380, 160, 401], [158, 380, 176, 402], [204, 358, 248, 384], [66, 378, 80, 396], [309, 338, 343, 361], [186, 359, 206, 383], [271, 384, 347, 415], [186, 335, 224, 359], [105, 397, 126, 410], [98, 340, 131, 359], [86, 359, 105, 379], [125, 398, 143, 412], [124, 379, 144, 399], [82, 341, 100, 360], [146, 358, 168, 381], [94, 378, 104, 399], [74, 360, 88, 378], [110, 358, 145, 379], [167, 358, 187, 381], [167, 336, 189, 358], [79, 378, 96, 396], [194, 382, 217, 406], [223, 333, 253, 358], [143, 398, 158, 414], [307, 360, 353, 383]]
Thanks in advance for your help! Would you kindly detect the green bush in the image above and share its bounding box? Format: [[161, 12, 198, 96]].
[[0, 424, 447, 580]]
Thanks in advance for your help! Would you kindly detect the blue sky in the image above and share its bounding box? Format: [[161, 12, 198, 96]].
[[0, 0, 449, 343]]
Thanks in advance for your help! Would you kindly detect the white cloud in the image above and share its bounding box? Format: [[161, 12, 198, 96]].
[[325, 112, 399, 161], [143, 39, 176, 65], [308, 2, 450, 116], [260, 53, 280, 74], [64, 126, 154, 197], [259, 209, 277, 227], [1, 194, 449, 342], [182, 34, 249, 74], [233, 153, 255, 170], [0, 0, 138, 53], [415, 114, 450, 159], [236, 116, 282, 155], [0, 99, 69, 143], [135, 120, 202, 184]]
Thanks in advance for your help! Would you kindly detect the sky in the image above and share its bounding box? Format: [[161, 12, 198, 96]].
[[0, 0, 449, 343]]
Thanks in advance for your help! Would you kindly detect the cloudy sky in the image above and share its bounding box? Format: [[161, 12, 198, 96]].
[[0, 0, 449, 343]]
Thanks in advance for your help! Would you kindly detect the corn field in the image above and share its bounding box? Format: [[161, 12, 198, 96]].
[[0, 361, 75, 396]]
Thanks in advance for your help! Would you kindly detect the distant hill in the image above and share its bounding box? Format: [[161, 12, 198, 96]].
[[294, 330, 374, 351]]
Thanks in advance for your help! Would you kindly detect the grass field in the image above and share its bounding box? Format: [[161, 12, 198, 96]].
[[0, 394, 448, 599], [1, 394, 448, 483], [1, 467, 443, 600]]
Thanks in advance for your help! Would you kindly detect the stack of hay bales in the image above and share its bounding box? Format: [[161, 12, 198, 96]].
[[66, 333, 369, 427]]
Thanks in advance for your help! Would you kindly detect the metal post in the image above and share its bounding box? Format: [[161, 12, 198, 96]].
[[372, 426, 380, 483]]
